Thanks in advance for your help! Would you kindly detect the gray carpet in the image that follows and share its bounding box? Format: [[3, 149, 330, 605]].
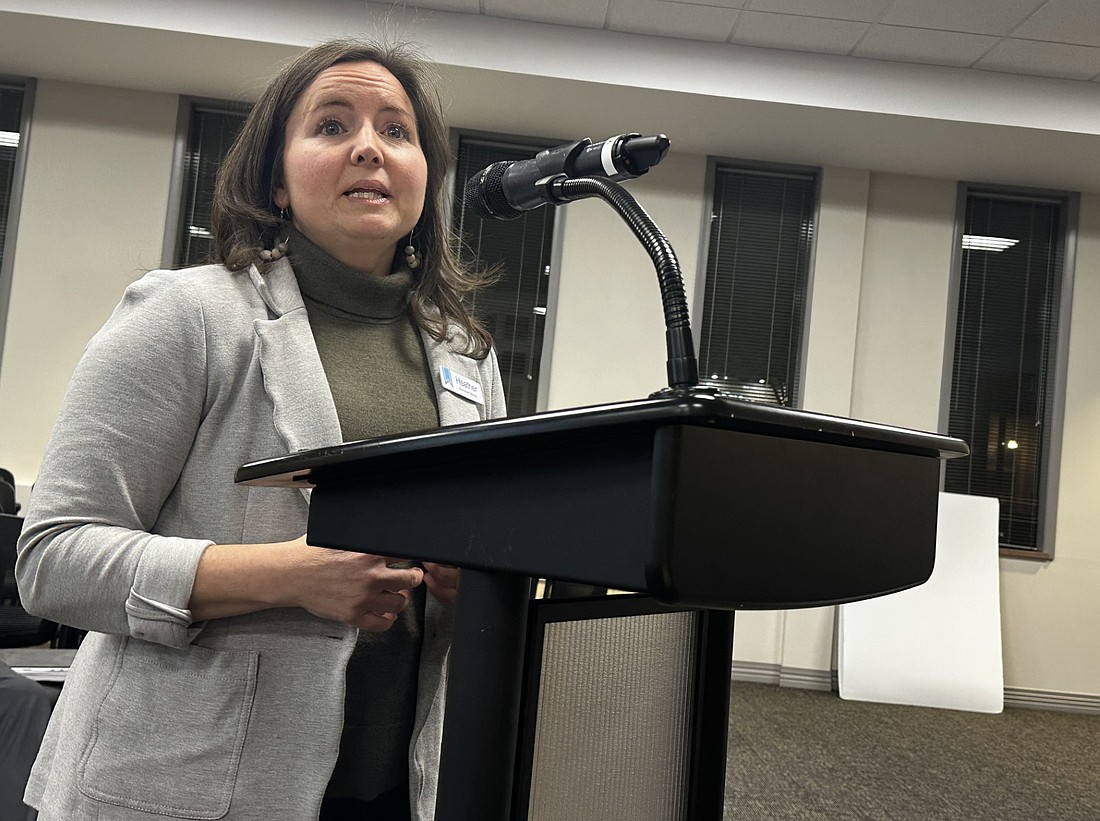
[[725, 682, 1100, 820]]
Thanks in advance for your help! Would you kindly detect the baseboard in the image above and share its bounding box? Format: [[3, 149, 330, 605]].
[[731, 660, 835, 691], [1003, 686, 1100, 715], [732, 661, 1100, 715]]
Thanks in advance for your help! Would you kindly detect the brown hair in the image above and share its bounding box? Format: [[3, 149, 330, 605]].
[[212, 38, 493, 358]]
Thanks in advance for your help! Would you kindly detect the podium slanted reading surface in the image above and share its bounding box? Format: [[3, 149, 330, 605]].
[[237, 391, 968, 820]]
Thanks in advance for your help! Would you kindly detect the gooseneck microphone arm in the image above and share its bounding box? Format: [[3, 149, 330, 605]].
[[541, 174, 699, 391]]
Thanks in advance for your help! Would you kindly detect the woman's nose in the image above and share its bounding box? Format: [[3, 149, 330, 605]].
[[352, 129, 383, 166]]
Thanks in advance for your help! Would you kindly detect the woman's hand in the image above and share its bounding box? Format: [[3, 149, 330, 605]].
[[284, 537, 425, 631], [190, 535, 424, 631], [422, 562, 460, 603]]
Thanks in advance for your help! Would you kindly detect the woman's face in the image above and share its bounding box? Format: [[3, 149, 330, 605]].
[[273, 61, 428, 275]]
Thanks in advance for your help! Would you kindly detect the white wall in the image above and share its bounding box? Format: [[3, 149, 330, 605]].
[[2, 6, 1100, 702], [851, 174, 956, 432], [0, 80, 177, 495], [545, 151, 706, 410], [997, 193, 1100, 696]]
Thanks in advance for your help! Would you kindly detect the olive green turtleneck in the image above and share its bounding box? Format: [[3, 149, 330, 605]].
[[287, 228, 436, 803], [288, 228, 439, 441]]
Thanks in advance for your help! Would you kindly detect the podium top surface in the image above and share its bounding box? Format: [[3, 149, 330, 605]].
[[236, 392, 968, 489]]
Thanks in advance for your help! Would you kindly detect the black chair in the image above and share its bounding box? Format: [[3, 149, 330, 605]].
[[0, 477, 17, 516], [0, 514, 59, 649]]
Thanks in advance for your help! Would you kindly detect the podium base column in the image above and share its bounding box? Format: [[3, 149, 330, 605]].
[[436, 569, 532, 821]]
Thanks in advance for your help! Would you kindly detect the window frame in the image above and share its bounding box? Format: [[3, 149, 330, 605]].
[[940, 181, 1078, 561], [0, 77, 34, 374], [162, 97, 250, 268], [692, 157, 820, 409]]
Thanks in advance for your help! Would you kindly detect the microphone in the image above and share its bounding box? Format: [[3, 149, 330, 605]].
[[465, 133, 670, 220]]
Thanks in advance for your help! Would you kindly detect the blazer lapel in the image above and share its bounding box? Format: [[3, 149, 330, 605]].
[[249, 260, 493, 448], [419, 328, 491, 428], [249, 260, 343, 454]]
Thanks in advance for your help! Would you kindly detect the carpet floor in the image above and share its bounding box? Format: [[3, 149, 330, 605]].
[[725, 682, 1100, 820]]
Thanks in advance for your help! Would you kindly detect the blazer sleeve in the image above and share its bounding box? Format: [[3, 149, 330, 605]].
[[16, 272, 215, 648]]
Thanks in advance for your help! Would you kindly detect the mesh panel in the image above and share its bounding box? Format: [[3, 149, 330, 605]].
[[528, 611, 698, 821]]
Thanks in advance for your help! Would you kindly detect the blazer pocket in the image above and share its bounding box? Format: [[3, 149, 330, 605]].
[[79, 640, 259, 819]]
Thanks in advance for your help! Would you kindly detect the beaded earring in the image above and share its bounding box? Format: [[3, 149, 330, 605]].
[[260, 208, 290, 261], [404, 231, 422, 270], [260, 239, 288, 261]]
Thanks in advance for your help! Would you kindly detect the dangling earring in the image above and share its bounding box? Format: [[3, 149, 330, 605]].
[[260, 239, 288, 261], [261, 208, 290, 261], [404, 230, 421, 270]]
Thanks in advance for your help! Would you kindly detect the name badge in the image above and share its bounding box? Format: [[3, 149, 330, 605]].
[[439, 365, 484, 405]]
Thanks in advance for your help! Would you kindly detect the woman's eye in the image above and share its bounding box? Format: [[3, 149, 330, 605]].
[[319, 120, 343, 136], [384, 123, 410, 140]]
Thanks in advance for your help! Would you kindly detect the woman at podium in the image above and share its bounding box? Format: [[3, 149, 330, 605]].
[[16, 38, 505, 821]]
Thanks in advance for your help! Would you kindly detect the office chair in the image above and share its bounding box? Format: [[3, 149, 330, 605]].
[[0, 477, 17, 516]]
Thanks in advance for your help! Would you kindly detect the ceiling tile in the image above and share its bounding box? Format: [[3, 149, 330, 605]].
[[607, 0, 739, 41], [1012, 0, 1100, 47], [482, 0, 610, 28], [975, 39, 1100, 81], [743, 0, 892, 23], [853, 24, 999, 68], [399, 0, 481, 12], [656, 0, 747, 8], [878, 0, 1045, 37], [730, 11, 868, 55]]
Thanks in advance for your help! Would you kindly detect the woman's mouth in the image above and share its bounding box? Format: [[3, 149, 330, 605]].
[[345, 186, 389, 202]]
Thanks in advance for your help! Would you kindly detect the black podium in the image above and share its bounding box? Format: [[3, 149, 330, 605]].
[[238, 392, 968, 819]]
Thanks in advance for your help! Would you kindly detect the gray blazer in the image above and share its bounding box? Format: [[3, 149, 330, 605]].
[[16, 259, 506, 821]]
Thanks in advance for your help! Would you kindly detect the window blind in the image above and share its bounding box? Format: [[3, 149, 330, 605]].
[[177, 105, 248, 267], [0, 84, 24, 273], [698, 166, 815, 406], [945, 191, 1067, 551], [452, 137, 555, 417]]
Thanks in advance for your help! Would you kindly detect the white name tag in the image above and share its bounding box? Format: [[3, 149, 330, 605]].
[[439, 365, 484, 405]]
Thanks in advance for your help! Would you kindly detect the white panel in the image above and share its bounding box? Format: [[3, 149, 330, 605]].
[[975, 40, 1100, 82], [854, 24, 998, 68], [837, 493, 1004, 713], [731, 11, 867, 54]]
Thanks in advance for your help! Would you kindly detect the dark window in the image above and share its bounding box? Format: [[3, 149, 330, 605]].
[[452, 135, 556, 417], [944, 188, 1074, 555], [0, 81, 28, 366], [0, 83, 24, 273], [697, 164, 816, 406], [176, 104, 248, 267]]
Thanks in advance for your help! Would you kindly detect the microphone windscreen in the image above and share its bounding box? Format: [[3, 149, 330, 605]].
[[464, 161, 521, 220]]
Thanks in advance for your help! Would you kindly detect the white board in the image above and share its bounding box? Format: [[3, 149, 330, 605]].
[[837, 492, 1003, 713]]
